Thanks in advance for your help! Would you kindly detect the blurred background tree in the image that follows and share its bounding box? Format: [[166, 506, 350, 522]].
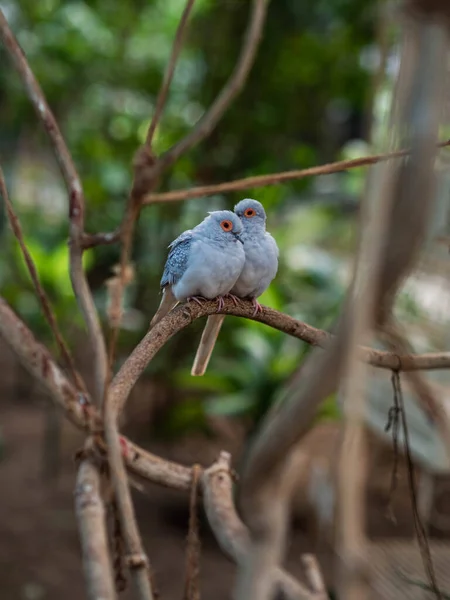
[[0, 0, 380, 438]]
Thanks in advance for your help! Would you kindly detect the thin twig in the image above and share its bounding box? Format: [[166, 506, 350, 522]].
[[0, 10, 82, 200], [384, 381, 401, 522], [397, 570, 450, 599], [75, 459, 117, 600], [394, 372, 442, 599], [142, 138, 450, 204], [0, 9, 108, 403], [0, 166, 85, 393], [146, 0, 197, 148], [81, 228, 121, 250]]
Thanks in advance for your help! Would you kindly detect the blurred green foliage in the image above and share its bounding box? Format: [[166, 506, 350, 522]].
[[0, 0, 385, 435]]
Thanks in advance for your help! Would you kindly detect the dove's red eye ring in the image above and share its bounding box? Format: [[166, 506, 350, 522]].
[[244, 208, 256, 218], [220, 220, 233, 232]]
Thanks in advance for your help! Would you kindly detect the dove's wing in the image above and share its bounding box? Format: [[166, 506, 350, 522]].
[[160, 230, 193, 288], [150, 231, 193, 328]]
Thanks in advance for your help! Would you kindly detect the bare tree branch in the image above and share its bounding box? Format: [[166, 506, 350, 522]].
[[142, 138, 450, 204], [146, 0, 197, 148], [0, 9, 108, 403], [75, 459, 117, 600], [0, 166, 86, 393]]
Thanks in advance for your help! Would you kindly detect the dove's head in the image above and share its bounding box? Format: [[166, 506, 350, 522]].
[[198, 210, 243, 244], [234, 198, 266, 232]]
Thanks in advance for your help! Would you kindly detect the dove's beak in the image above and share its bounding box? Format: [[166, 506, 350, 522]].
[[234, 232, 243, 244]]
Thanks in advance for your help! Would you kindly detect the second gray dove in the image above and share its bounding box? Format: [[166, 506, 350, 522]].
[[150, 210, 245, 327], [191, 198, 279, 375]]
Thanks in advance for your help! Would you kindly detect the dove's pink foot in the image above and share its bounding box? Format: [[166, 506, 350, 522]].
[[216, 295, 225, 312], [251, 297, 263, 317], [187, 295, 207, 307], [224, 293, 240, 307]]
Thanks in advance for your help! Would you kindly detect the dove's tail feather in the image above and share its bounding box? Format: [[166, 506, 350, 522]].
[[150, 287, 178, 328], [191, 315, 225, 376]]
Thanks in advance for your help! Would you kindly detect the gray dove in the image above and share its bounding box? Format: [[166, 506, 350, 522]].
[[191, 198, 279, 376], [150, 210, 245, 328]]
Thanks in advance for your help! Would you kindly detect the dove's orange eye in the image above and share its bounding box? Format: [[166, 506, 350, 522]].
[[244, 208, 256, 218], [220, 220, 233, 232]]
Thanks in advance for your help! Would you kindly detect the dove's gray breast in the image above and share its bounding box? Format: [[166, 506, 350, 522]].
[[231, 231, 278, 299], [162, 232, 245, 301]]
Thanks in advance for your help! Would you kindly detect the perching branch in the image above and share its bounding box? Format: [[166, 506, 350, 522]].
[[142, 137, 450, 204], [0, 166, 85, 393], [107, 298, 450, 420], [0, 9, 108, 404], [75, 459, 117, 600]]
